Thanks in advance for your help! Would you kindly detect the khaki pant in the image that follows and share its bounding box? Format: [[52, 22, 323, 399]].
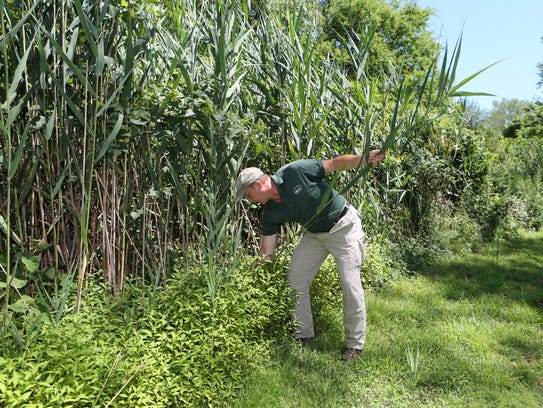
[[288, 206, 367, 349]]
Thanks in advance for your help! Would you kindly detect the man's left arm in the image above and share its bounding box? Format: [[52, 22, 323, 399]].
[[322, 150, 386, 173]]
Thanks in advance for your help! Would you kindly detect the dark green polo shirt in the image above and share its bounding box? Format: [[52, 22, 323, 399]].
[[262, 159, 346, 236]]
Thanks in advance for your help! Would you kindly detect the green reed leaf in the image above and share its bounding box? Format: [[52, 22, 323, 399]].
[[52, 167, 69, 198], [0, 0, 38, 42], [95, 113, 124, 164], [97, 37, 105, 77], [7, 99, 24, 125], [72, 0, 98, 58], [67, 27, 79, 61], [40, 28, 96, 98], [8, 36, 33, 101], [0, 214, 7, 234], [50, 75, 86, 124], [7, 121, 30, 180], [45, 112, 55, 140], [448, 61, 501, 97]]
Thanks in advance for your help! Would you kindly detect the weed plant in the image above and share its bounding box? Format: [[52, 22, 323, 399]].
[[0, 254, 292, 406]]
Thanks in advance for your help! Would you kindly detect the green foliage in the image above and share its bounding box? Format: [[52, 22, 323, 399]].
[[503, 101, 543, 138], [483, 98, 529, 135], [1, 0, 497, 310], [139, 258, 292, 405], [480, 131, 543, 237], [538, 33, 543, 87], [405, 341, 420, 383], [0, 255, 292, 407], [359, 110, 490, 248], [360, 241, 404, 287], [318, 0, 438, 81], [2, 0, 539, 404]]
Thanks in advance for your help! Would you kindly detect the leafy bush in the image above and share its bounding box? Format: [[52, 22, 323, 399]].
[[390, 206, 454, 272], [478, 135, 543, 237], [361, 241, 405, 287], [427, 199, 483, 254], [134, 258, 292, 406], [0, 257, 292, 407]]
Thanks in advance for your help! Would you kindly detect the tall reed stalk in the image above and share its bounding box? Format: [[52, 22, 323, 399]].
[[1, 0, 13, 315]]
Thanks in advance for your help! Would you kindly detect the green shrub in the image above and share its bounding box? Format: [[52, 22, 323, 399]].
[[361, 241, 405, 287], [0, 311, 133, 407], [134, 258, 292, 406], [426, 199, 483, 254], [392, 227, 451, 272], [0, 256, 293, 407]]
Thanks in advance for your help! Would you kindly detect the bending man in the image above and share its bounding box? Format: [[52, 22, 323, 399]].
[[235, 151, 386, 361]]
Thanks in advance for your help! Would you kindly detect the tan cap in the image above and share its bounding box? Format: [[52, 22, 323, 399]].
[[235, 167, 264, 202]]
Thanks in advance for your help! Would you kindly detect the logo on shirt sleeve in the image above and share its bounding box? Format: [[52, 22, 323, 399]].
[[293, 185, 303, 195]]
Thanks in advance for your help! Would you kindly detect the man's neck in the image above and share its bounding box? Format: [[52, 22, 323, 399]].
[[269, 177, 282, 203]]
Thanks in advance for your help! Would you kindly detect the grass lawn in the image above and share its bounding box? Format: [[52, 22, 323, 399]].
[[234, 231, 543, 407]]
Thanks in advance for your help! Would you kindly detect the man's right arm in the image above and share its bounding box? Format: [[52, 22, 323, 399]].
[[322, 150, 386, 173], [258, 234, 277, 260]]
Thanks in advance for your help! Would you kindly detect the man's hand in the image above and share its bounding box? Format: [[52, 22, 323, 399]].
[[253, 234, 276, 267], [367, 149, 387, 165]]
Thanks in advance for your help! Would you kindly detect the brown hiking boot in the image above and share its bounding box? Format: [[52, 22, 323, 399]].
[[341, 348, 362, 362]]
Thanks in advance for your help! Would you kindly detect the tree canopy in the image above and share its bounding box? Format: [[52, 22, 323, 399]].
[[317, 0, 438, 81]]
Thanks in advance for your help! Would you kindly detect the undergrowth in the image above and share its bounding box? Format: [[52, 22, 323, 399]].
[[0, 255, 292, 407]]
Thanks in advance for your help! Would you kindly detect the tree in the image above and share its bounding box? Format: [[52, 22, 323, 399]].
[[537, 34, 543, 88], [502, 102, 543, 138], [483, 98, 529, 135], [317, 0, 438, 81]]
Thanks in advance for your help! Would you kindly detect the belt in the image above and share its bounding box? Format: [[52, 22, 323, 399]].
[[327, 202, 350, 231]]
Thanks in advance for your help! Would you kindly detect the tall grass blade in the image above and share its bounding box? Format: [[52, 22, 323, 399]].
[[406, 342, 420, 382], [7, 122, 30, 180], [67, 27, 79, 61], [0, 0, 38, 42], [8, 38, 33, 100], [50, 75, 86, 124], [39, 27, 96, 98], [72, 0, 98, 58], [448, 61, 501, 97], [97, 37, 105, 77], [95, 113, 123, 164]]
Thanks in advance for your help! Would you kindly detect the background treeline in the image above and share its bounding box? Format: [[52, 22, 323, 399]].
[[0, 0, 542, 405]]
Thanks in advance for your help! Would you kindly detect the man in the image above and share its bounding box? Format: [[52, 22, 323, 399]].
[[235, 150, 386, 361]]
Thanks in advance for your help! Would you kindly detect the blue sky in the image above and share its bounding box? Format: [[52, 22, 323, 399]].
[[416, 0, 543, 110]]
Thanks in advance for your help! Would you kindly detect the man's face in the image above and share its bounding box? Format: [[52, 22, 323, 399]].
[[245, 181, 266, 204]]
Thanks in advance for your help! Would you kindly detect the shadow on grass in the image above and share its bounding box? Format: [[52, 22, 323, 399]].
[[417, 233, 543, 309]]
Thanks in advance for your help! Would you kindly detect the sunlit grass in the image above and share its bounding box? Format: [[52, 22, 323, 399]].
[[234, 231, 543, 407]]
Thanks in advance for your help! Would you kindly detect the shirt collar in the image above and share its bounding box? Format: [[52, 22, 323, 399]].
[[267, 174, 284, 205], [271, 173, 283, 190]]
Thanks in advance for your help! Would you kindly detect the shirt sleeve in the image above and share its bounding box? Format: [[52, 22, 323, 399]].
[[299, 159, 325, 181]]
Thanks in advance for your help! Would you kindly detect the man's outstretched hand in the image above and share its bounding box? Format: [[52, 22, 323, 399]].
[[367, 149, 387, 165]]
